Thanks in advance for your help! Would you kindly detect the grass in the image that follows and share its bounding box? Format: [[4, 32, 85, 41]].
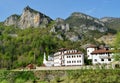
[[0, 69, 120, 83]]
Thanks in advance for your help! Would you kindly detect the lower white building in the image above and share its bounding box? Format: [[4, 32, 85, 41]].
[[86, 44, 114, 65], [91, 49, 114, 65], [54, 48, 84, 66]]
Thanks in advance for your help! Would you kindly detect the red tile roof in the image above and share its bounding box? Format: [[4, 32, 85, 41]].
[[58, 48, 67, 51], [64, 51, 83, 55], [87, 44, 97, 48], [91, 49, 112, 54]]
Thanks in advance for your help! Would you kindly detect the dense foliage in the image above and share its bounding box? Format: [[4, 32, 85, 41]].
[[0, 70, 35, 83], [0, 69, 120, 83], [0, 23, 89, 69], [113, 32, 120, 61], [0, 21, 117, 69], [105, 18, 120, 31]]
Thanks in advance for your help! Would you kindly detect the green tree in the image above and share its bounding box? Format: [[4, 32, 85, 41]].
[[113, 32, 120, 61]]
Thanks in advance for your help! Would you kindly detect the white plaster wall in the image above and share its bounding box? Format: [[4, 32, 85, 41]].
[[64, 54, 84, 66], [54, 55, 62, 66], [87, 48, 95, 59], [92, 53, 114, 65]]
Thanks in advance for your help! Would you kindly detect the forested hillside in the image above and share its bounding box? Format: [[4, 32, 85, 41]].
[[0, 6, 119, 69], [0, 22, 90, 69]]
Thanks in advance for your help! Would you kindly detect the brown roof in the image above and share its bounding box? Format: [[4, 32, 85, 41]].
[[26, 64, 35, 69], [87, 44, 97, 48], [58, 48, 67, 51], [91, 49, 112, 54], [64, 51, 83, 55]]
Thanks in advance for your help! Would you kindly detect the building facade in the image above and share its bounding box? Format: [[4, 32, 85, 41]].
[[87, 45, 114, 65], [91, 49, 114, 65], [54, 48, 84, 66], [87, 45, 97, 59]]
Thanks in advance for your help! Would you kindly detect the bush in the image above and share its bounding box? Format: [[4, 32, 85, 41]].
[[1, 80, 9, 83], [15, 78, 25, 83]]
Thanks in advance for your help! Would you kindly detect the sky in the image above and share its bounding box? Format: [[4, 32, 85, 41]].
[[0, 0, 120, 21]]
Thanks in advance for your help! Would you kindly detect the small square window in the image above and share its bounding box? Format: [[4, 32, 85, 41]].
[[74, 61, 76, 63], [94, 59, 97, 62], [108, 59, 111, 61], [101, 59, 104, 61], [72, 56, 74, 58], [69, 61, 71, 63]]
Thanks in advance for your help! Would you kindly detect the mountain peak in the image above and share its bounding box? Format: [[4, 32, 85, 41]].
[[71, 12, 86, 17], [23, 6, 39, 14], [24, 5, 31, 10], [4, 6, 53, 28], [24, 5, 32, 11]]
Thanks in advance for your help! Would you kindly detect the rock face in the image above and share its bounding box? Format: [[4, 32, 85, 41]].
[[4, 14, 20, 26], [4, 7, 112, 42], [50, 12, 108, 41], [100, 17, 120, 31], [65, 12, 107, 32], [4, 6, 52, 29]]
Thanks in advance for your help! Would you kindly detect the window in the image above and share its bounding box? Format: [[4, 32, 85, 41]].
[[69, 56, 70, 58], [69, 61, 71, 63], [77, 60, 81, 63], [74, 55, 76, 58], [74, 61, 76, 63], [108, 59, 111, 61], [79, 55, 81, 57], [72, 56, 74, 58], [67, 61, 69, 63], [79, 60, 81, 63], [87, 50, 89, 52], [101, 59, 104, 61], [94, 59, 97, 62]]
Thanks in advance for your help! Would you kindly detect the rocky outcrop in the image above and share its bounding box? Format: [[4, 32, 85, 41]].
[[4, 14, 20, 27], [100, 17, 120, 31], [49, 12, 109, 41], [65, 12, 108, 32], [4, 6, 52, 29]]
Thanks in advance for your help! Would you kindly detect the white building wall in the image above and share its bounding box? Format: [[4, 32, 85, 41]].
[[87, 48, 95, 59], [54, 55, 62, 66], [43, 53, 54, 67], [63, 54, 84, 66], [92, 53, 114, 65], [54, 50, 84, 66]]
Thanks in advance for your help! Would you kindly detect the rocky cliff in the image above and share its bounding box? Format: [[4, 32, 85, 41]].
[[65, 12, 107, 32], [4, 6, 52, 29], [50, 12, 108, 41], [4, 14, 20, 27], [101, 17, 120, 31], [3, 6, 116, 42]]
